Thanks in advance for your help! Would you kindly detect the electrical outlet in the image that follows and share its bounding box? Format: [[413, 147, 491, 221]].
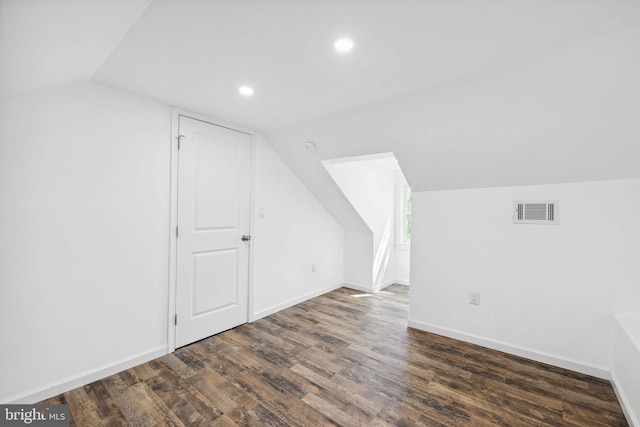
[[469, 291, 480, 305], [312, 263, 317, 273]]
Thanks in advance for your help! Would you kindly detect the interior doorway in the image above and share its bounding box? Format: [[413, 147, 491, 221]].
[[173, 115, 252, 348], [322, 153, 410, 291]]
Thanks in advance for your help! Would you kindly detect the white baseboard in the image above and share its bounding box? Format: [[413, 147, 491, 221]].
[[2, 345, 168, 404], [611, 369, 639, 427], [252, 283, 343, 321], [380, 279, 410, 288], [407, 320, 610, 380], [349, 280, 410, 292], [342, 282, 373, 293]]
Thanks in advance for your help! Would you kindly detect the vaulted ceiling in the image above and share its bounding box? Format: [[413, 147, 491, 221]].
[[3, 0, 640, 227]]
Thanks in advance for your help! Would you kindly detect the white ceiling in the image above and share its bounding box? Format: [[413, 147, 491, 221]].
[[3, 0, 640, 228], [91, 0, 640, 131]]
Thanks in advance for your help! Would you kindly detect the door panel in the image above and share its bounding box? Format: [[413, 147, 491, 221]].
[[176, 116, 251, 348], [192, 249, 238, 315], [194, 135, 239, 229]]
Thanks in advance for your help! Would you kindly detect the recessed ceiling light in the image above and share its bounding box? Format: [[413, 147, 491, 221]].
[[333, 38, 354, 53], [238, 86, 254, 96]]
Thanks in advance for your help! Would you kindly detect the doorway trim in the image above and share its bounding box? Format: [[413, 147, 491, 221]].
[[168, 108, 256, 352]]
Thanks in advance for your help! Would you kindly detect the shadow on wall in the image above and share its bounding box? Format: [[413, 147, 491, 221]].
[[373, 219, 391, 291]]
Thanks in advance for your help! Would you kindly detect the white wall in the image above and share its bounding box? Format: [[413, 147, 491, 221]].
[[409, 179, 640, 378], [343, 230, 374, 292], [0, 84, 348, 404], [613, 316, 640, 426], [394, 249, 410, 286], [251, 134, 344, 319], [0, 83, 172, 403]]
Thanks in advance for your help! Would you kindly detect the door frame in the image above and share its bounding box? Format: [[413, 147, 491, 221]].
[[168, 108, 256, 352]]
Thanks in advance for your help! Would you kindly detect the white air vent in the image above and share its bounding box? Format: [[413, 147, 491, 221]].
[[513, 201, 559, 225]]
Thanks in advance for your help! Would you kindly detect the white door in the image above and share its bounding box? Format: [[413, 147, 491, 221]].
[[175, 116, 251, 348]]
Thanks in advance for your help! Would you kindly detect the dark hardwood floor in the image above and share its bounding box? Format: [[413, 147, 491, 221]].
[[41, 285, 628, 426]]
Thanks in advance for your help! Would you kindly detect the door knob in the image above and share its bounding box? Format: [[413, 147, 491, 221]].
[[241, 235, 251, 242]]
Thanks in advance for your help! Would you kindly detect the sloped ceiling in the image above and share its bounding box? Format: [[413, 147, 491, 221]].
[[267, 26, 640, 192], [3, 1, 640, 229], [0, 0, 152, 97], [91, 0, 640, 131]]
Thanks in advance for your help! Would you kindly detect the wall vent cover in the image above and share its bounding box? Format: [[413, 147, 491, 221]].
[[513, 201, 559, 225]]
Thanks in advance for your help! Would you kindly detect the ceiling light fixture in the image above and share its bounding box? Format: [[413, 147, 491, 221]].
[[238, 86, 254, 96], [333, 37, 354, 53]]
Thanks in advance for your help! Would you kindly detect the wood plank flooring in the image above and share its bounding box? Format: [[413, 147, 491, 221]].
[[41, 285, 628, 426]]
